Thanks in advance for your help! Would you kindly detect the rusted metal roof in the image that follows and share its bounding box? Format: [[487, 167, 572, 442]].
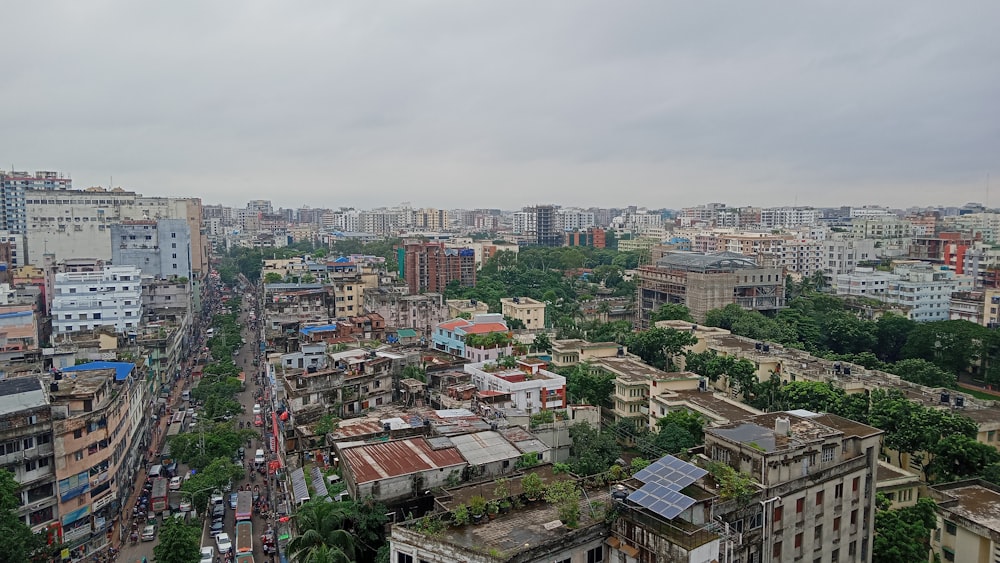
[[341, 437, 466, 483]]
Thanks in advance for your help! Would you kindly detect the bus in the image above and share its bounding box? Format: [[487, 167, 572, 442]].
[[235, 521, 253, 554], [235, 491, 253, 522], [150, 478, 169, 513], [235, 554, 254, 563]]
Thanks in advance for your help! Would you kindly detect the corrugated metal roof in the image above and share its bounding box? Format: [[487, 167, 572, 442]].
[[341, 437, 466, 484], [459, 323, 509, 335], [449, 431, 522, 466]]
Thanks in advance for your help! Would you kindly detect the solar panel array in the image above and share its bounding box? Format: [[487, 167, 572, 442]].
[[627, 455, 707, 520]]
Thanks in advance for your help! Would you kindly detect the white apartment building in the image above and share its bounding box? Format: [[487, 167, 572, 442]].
[[614, 210, 663, 231], [760, 207, 819, 229], [0, 231, 25, 267], [823, 237, 879, 285], [849, 206, 893, 218], [464, 360, 566, 414], [556, 208, 596, 231], [322, 210, 362, 233], [942, 212, 1000, 244], [512, 211, 536, 234], [778, 239, 825, 276], [52, 266, 143, 335], [836, 264, 960, 322]]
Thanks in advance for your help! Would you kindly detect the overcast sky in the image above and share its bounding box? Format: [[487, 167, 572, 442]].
[[0, 2, 997, 211]]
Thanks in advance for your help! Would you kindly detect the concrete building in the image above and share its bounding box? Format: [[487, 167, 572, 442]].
[[837, 264, 960, 322], [111, 219, 192, 280], [550, 339, 623, 368], [50, 362, 147, 559], [499, 296, 546, 330], [930, 479, 1000, 563], [363, 290, 447, 339], [446, 299, 489, 318], [706, 411, 882, 563], [0, 378, 58, 536], [465, 360, 566, 414], [51, 266, 143, 335], [636, 252, 785, 326], [432, 314, 509, 361], [760, 207, 819, 229], [399, 240, 476, 294], [533, 205, 561, 247], [0, 170, 71, 236]]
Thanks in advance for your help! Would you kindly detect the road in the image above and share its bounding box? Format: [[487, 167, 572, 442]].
[[117, 287, 275, 563]]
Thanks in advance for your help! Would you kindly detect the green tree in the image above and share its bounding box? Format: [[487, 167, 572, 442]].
[[626, 327, 697, 371], [153, 517, 201, 563], [287, 500, 356, 563], [561, 363, 616, 407], [263, 272, 283, 284], [0, 469, 45, 563], [180, 457, 245, 508], [655, 410, 706, 442], [567, 422, 621, 476], [927, 434, 1000, 483], [637, 424, 698, 458], [886, 358, 957, 389], [533, 332, 553, 353], [875, 313, 917, 363], [873, 497, 936, 563], [902, 320, 988, 375]]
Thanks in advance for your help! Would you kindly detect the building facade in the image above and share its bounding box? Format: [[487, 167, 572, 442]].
[[52, 266, 144, 335], [111, 219, 192, 280]]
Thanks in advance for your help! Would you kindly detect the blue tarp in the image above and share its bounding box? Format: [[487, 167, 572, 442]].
[[61, 361, 136, 381]]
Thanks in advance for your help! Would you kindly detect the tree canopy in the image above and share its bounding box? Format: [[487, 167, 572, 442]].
[[0, 469, 46, 563]]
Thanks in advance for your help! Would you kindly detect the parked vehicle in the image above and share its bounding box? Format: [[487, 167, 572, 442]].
[[216, 532, 232, 554], [199, 547, 214, 563], [235, 521, 253, 554], [236, 490, 253, 522], [140, 525, 156, 542], [168, 476, 182, 490]]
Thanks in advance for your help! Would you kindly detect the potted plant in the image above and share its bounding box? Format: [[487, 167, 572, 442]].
[[493, 478, 510, 500], [486, 500, 499, 520], [521, 473, 545, 502], [545, 480, 582, 528], [452, 504, 470, 526], [469, 495, 488, 524], [499, 499, 512, 515]]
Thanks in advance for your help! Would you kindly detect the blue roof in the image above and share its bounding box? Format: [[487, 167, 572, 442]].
[[0, 310, 32, 319], [61, 361, 136, 381], [300, 324, 340, 335]]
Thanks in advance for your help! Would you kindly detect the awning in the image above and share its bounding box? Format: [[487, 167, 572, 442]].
[[397, 329, 417, 338], [290, 467, 309, 504]]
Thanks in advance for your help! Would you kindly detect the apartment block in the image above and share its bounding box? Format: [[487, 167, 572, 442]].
[[464, 360, 566, 414], [398, 240, 476, 294], [930, 480, 1000, 563], [50, 362, 147, 558], [636, 252, 785, 326], [363, 289, 447, 339], [51, 266, 143, 335], [0, 378, 58, 535], [432, 314, 510, 361], [706, 411, 881, 563], [499, 296, 545, 330], [446, 298, 489, 318], [549, 339, 623, 368]]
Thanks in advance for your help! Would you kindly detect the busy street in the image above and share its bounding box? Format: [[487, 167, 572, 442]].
[[114, 281, 276, 563]]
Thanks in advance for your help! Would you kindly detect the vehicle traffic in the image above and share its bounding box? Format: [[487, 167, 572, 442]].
[[150, 477, 168, 514]]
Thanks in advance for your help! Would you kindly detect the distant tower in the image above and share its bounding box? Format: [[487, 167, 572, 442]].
[[534, 205, 561, 247]]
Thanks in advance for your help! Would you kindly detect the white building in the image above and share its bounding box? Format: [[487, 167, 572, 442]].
[[836, 267, 897, 299], [52, 266, 143, 335], [464, 360, 566, 414], [556, 208, 596, 231], [836, 264, 961, 322], [512, 211, 536, 234], [849, 206, 893, 218], [760, 207, 819, 229]]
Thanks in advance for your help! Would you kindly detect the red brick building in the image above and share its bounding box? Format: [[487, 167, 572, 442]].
[[399, 241, 476, 294]]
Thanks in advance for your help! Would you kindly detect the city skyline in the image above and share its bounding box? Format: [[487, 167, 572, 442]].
[[0, 2, 997, 209]]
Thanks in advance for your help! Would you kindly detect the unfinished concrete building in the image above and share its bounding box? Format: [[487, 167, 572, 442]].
[[636, 251, 785, 326]]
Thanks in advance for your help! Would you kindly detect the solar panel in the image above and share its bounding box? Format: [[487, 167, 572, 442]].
[[627, 454, 705, 521]]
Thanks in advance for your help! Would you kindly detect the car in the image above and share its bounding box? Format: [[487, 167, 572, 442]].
[[229, 492, 238, 509], [199, 547, 215, 563], [211, 503, 225, 520], [168, 476, 182, 490], [254, 414, 263, 427], [209, 519, 225, 537], [252, 403, 261, 415], [254, 449, 266, 465], [140, 524, 157, 542], [210, 490, 224, 506], [215, 532, 232, 554], [179, 498, 192, 512]]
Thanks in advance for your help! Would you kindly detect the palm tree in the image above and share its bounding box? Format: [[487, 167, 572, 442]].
[[287, 500, 356, 563]]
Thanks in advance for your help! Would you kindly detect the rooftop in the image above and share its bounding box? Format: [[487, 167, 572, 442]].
[[656, 251, 761, 272], [708, 412, 839, 453], [340, 436, 466, 484], [0, 378, 47, 414], [60, 361, 135, 382], [665, 389, 761, 423], [937, 481, 1000, 533], [595, 357, 684, 382], [447, 431, 523, 466]]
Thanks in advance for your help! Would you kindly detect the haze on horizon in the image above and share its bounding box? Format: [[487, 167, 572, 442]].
[[0, 1, 996, 211]]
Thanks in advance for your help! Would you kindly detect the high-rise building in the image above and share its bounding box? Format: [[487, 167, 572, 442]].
[[0, 170, 71, 235], [534, 205, 561, 247], [398, 241, 476, 294], [111, 219, 192, 280]]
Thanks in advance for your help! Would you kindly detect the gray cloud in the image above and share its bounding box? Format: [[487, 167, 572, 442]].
[[0, 1, 997, 210]]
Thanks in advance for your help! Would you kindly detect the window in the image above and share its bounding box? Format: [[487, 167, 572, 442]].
[[852, 477, 860, 492], [822, 446, 835, 462], [814, 524, 822, 541], [816, 491, 824, 506], [945, 521, 957, 535], [833, 516, 841, 531], [943, 547, 955, 562], [773, 541, 782, 559], [794, 533, 803, 548], [74, 451, 84, 461], [850, 510, 858, 526], [796, 498, 804, 513], [397, 555, 413, 563], [587, 546, 604, 563], [773, 506, 783, 522], [73, 429, 83, 439], [835, 483, 844, 499]]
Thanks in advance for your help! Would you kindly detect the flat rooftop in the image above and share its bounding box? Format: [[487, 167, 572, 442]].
[[594, 357, 677, 381], [708, 413, 839, 453], [940, 483, 1000, 532], [668, 389, 759, 423]]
